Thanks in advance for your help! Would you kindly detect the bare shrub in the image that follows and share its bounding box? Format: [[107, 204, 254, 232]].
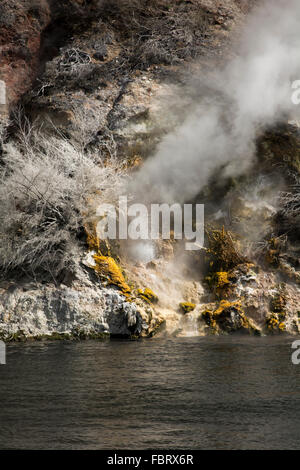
[[0, 128, 126, 280], [206, 226, 248, 271], [58, 48, 92, 70], [98, 0, 213, 67], [276, 178, 300, 240], [0, 121, 8, 149]]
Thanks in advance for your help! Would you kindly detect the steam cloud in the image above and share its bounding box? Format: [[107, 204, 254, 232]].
[[132, 0, 300, 204]]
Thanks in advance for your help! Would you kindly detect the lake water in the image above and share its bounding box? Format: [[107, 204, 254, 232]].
[[0, 335, 299, 449]]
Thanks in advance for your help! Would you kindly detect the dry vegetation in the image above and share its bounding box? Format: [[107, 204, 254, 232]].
[[206, 226, 247, 272], [0, 119, 125, 281], [276, 178, 300, 242], [98, 0, 213, 67]]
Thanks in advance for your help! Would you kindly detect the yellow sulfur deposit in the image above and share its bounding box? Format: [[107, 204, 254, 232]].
[[202, 300, 260, 335], [266, 312, 286, 333], [266, 291, 287, 333], [85, 223, 101, 252], [85, 224, 131, 297], [137, 288, 159, 304], [214, 300, 241, 315], [214, 272, 230, 288], [93, 254, 131, 296], [179, 302, 196, 314]]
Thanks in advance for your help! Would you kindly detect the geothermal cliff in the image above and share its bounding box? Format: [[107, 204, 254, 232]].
[[0, 0, 300, 340]]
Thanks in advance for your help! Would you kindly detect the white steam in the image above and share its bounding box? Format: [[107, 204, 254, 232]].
[[132, 0, 300, 204]]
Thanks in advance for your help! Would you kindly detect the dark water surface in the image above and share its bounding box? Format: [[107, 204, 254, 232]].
[[0, 336, 299, 449]]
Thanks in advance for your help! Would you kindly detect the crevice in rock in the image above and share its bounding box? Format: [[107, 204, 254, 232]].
[[37, 19, 73, 77]]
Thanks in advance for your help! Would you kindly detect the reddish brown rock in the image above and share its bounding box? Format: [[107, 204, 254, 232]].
[[0, 0, 51, 108]]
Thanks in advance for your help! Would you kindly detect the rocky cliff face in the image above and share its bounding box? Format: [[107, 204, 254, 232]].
[[0, 259, 143, 341], [0, 0, 299, 340], [0, 0, 51, 108]]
